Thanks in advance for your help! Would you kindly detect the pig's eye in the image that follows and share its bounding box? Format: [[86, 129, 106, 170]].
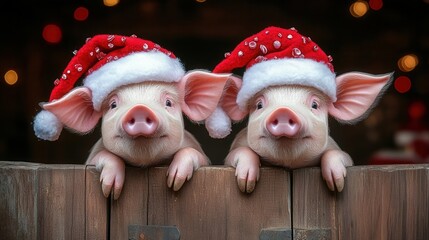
[[256, 100, 263, 110], [311, 101, 319, 110], [110, 101, 117, 109], [165, 99, 172, 107]]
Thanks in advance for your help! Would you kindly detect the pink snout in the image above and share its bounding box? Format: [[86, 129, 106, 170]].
[[266, 107, 301, 137], [122, 105, 159, 137]]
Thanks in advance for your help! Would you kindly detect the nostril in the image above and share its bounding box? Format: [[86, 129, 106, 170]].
[[289, 119, 295, 125], [146, 117, 152, 124], [272, 119, 278, 126]]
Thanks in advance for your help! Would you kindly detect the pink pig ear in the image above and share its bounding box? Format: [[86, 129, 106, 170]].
[[220, 75, 249, 121], [328, 72, 393, 124], [179, 70, 230, 121], [205, 75, 248, 138], [43, 87, 102, 133]]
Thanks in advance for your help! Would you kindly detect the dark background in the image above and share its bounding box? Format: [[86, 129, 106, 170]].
[[0, 0, 428, 165]]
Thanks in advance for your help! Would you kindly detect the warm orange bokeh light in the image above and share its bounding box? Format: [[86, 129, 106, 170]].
[[398, 54, 419, 72], [42, 24, 62, 44], [103, 0, 120, 7], [4, 70, 18, 85], [74, 7, 89, 21], [350, 1, 369, 18]]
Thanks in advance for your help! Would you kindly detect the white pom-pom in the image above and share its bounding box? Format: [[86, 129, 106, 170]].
[[205, 107, 232, 139], [33, 110, 63, 141]]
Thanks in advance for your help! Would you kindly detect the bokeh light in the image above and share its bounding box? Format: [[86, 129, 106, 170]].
[[103, 0, 120, 7], [394, 76, 412, 93], [74, 7, 89, 21], [42, 24, 62, 44], [397, 54, 419, 72], [350, 1, 369, 18], [408, 101, 426, 120], [369, 0, 383, 10], [4, 70, 18, 85]]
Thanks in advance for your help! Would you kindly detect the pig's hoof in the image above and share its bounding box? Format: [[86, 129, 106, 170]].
[[238, 178, 256, 193]]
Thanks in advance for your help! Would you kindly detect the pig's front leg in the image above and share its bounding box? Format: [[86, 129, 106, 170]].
[[225, 128, 261, 193], [166, 147, 209, 191], [166, 131, 210, 191], [320, 137, 353, 192], [225, 147, 261, 193], [86, 139, 125, 200]]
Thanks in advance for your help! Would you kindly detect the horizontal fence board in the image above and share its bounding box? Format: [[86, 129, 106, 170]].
[[1, 161, 428, 240]]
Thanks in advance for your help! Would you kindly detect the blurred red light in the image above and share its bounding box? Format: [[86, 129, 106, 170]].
[[408, 101, 426, 120], [369, 0, 383, 10], [394, 76, 411, 93], [74, 7, 89, 21], [42, 24, 62, 44]]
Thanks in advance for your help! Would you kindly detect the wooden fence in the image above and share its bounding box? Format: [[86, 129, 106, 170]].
[[1, 161, 428, 240]]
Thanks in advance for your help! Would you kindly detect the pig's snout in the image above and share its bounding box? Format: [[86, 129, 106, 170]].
[[122, 105, 159, 137], [266, 107, 301, 138]]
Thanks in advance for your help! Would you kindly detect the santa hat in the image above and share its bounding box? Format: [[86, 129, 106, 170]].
[[205, 26, 336, 138], [34, 34, 185, 141]]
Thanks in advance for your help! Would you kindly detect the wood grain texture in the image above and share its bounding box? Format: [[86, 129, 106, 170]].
[[147, 166, 291, 240], [293, 164, 429, 240], [337, 165, 429, 240], [109, 167, 149, 240], [85, 166, 108, 240]]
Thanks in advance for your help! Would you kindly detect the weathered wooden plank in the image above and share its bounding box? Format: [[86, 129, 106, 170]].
[[226, 167, 291, 240], [292, 167, 337, 239], [109, 167, 149, 240], [293, 164, 429, 240], [337, 165, 429, 240], [147, 166, 291, 240], [0, 161, 40, 239], [36, 164, 86, 240], [85, 166, 109, 240]]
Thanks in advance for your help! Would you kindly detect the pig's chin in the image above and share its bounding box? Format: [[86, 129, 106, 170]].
[[109, 133, 181, 166], [252, 135, 324, 168]]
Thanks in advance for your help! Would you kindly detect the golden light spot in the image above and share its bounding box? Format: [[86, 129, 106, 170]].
[[104, 0, 119, 7], [4, 70, 18, 85], [350, 1, 369, 18], [398, 54, 418, 72]]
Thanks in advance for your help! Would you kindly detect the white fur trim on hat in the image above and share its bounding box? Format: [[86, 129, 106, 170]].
[[84, 51, 185, 111], [237, 58, 337, 110], [33, 110, 63, 141], [205, 106, 232, 138]]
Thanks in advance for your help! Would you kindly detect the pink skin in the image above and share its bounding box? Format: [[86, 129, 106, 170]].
[[221, 72, 392, 193], [42, 71, 230, 199]]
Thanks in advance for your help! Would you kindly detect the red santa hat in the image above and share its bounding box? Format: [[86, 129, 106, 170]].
[[34, 34, 185, 141], [205, 26, 336, 138]]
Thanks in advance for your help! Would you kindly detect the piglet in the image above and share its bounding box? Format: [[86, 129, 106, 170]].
[[204, 26, 392, 193], [33, 34, 230, 199], [40, 71, 229, 199], [220, 72, 392, 193]]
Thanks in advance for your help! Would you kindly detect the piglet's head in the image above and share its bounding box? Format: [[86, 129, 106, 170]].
[[33, 34, 229, 141], [205, 26, 393, 137]]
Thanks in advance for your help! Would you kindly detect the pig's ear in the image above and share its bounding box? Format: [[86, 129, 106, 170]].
[[205, 75, 248, 138], [220, 75, 248, 121], [43, 87, 102, 133], [328, 72, 393, 124], [179, 70, 230, 121]]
